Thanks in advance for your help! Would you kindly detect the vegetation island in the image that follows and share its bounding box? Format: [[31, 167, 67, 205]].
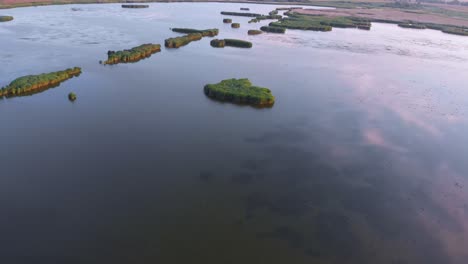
[[0, 16, 13, 22], [204, 78, 274, 107], [240, 7, 249, 11], [0, 67, 81, 98], [260, 26, 286, 33], [223, 18, 232, 23], [269, 12, 371, 31], [248, 29, 262, 35], [121, 4, 149, 8], [231, 22, 240, 28], [102, 43, 161, 65], [68, 92, 77, 101], [171, 28, 218, 37], [248, 18, 258, 23], [165, 33, 202, 48], [220, 11, 262, 17], [210, 39, 252, 48]]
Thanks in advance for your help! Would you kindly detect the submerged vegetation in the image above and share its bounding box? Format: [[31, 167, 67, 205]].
[[172, 28, 219, 37], [165, 33, 202, 48], [223, 18, 232, 23], [231, 23, 240, 28], [270, 13, 371, 31], [260, 26, 286, 33], [0, 16, 13, 22], [210, 39, 252, 48], [248, 29, 262, 35], [0, 67, 81, 98], [102, 44, 161, 65], [204, 78, 274, 107], [121, 4, 149, 8], [221, 11, 262, 17]]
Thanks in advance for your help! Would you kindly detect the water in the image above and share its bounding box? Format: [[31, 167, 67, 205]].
[[1, 3, 468, 264]]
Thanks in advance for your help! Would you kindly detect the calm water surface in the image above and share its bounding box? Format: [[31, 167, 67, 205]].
[[1, 3, 468, 264]]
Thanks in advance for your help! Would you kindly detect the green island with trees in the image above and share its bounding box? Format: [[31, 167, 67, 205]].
[[102, 43, 161, 65], [0, 67, 81, 98], [260, 26, 286, 33], [204, 78, 274, 107], [270, 13, 371, 31], [231, 23, 240, 28], [0, 16, 13, 22], [171, 28, 218, 37], [210, 39, 252, 48], [121, 4, 149, 8], [248, 29, 262, 35]]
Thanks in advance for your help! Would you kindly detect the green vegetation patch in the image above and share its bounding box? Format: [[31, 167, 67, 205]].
[[248, 18, 259, 23], [103, 43, 161, 65], [165, 33, 203, 48], [0, 16, 13, 22], [121, 4, 149, 8], [172, 28, 219, 37], [260, 26, 286, 33], [231, 23, 240, 28], [223, 18, 232, 23], [256, 14, 282, 20], [248, 29, 263, 35], [210, 39, 253, 48], [221, 11, 262, 17], [68, 92, 77, 102], [270, 13, 371, 31], [0, 67, 81, 98], [204, 78, 274, 107]]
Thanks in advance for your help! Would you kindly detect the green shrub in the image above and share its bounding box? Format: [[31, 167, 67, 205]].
[[223, 18, 232, 23], [248, 19, 258, 23], [172, 28, 219, 37], [260, 26, 286, 33], [165, 33, 202, 48], [231, 23, 240, 28], [0, 67, 81, 98], [210, 39, 252, 48], [204, 78, 274, 107], [103, 43, 161, 64], [68, 92, 77, 101], [210, 39, 225, 48], [248, 29, 262, 35]]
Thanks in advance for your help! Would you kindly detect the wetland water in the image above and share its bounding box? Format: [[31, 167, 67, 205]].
[[1, 3, 468, 264]]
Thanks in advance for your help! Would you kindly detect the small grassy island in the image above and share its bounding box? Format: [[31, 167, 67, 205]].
[[0, 67, 81, 98], [248, 29, 262, 35], [171, 28, 218, 37], [210, 39, 252, 48], [231, 23, 240, 28], [221, 11, 262, 17], [68, 92, 77, 102], [204, 78, 274, 107], [121, 4, 149, 8], [270, 13, 371, 31], [0, 16, 13, 22], [102, 43, 161, 65], [240, 8, 250, 11], [165, 33, 202, 48], [223, 18, 232, 23], [260, 26, 286, 33]]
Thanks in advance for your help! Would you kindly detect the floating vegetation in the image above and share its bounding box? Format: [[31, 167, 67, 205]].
[[398, 22, 426, 29], [165, 33, 203, 48], [0, 16, 13, 22], [248, 29, 263, 35], [121, 4, 149, 8], [260, 26, 286, 33], [270, 13, 371, 31], [171, 28, 219, 37], [231, 23, 240, 28], [223, 18, 232, 23], [240, 7, 250, 11], [0, 67, 81, 98], [210, 39, 253, 48], [68, 92, 77, 102], [204, 78, 274, 107], [102, 43, 161, 65], [221, 11, 262, 17]]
